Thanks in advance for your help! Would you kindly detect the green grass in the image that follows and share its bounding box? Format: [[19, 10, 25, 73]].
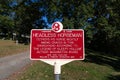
[[61, 61, 113, 80], [0, 40, 29, 57], [11, 61, 116, 80]]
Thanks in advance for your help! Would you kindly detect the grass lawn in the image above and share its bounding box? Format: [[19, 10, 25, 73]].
[[9, 50, 120, 80], [0, 40, 29, 57], [10, 61, 115, 80]]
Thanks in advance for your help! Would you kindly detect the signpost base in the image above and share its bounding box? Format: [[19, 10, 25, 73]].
[[40, 59, 74, 80], [54, 61, 61, 80], [54, 61, 61, 74]]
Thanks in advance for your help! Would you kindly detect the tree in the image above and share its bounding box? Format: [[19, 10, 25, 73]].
[[89, 0, 120, 54], [0, 0, 14, 39], [45, 0, 120, 55], [0, 0, 120, 54], [11, 0, 49, 43]]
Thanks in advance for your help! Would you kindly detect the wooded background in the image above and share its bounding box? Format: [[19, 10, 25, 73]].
[[0, 0, 120, 55]]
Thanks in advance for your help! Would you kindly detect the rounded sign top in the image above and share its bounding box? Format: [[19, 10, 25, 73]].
[[52, 22, 63, 33]]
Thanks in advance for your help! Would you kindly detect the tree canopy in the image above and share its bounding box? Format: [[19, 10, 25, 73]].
[[0, 0, 120, 55]]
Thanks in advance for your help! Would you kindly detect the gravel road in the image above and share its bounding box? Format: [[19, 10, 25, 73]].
[[0, 51, 31, 80]]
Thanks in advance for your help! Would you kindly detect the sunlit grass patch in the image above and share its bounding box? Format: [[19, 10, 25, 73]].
[[0, 40, 29, 57]]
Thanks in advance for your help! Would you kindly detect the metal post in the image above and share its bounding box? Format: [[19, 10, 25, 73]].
[[55, 74, 60, 80]]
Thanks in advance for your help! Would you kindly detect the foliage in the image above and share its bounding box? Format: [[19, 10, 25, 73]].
[[0, 0, 14, 38], [0, 0, 120, 54], [45, 0, 120, 55]]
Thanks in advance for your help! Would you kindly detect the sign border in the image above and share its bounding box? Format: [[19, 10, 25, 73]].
[[30, 29, 85, 61]]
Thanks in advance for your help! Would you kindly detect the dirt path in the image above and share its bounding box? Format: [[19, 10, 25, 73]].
[[0, 51, 31, 80]]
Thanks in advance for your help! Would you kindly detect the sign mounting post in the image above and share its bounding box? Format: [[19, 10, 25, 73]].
[[30, 21, 85, 80]]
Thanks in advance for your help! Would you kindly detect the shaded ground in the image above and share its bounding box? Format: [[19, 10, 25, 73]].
[[0, 51, 31, 80], [85, 49, 120, 80]]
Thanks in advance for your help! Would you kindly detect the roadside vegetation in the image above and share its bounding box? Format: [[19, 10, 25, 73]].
[[0, 40, 29, 57]]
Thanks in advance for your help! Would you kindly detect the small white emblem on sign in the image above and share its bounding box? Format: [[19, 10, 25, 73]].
[[52, 22, 63, 33]]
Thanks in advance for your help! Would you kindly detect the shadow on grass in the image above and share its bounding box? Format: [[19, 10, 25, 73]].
[[84, 49, 120, 80], [85, 49, 120, 71], [107, 75, 120, 80]]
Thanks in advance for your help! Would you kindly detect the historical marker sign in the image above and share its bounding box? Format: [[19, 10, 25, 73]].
[[30, 22, 85, 78], [30, 27, 84, 60]]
